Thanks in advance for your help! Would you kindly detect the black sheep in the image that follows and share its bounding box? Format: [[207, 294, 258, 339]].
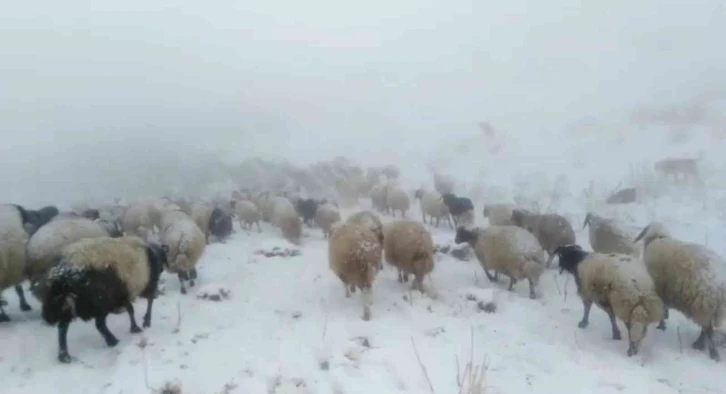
[[296, 198, 320, 227], [42, 237, 168, 363], [440, 193, 474, 227], [13, 204, 60, 235], [208, 207, 233, 242]]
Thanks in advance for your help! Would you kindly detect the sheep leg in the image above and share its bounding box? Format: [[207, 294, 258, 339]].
[[482, 268, 497, 283], [527, 278, 537, 299], [349, 284, 356, 294], [256, 221, 262, 233], [578, 300, 592, 328], [95, 314, 119, 347], [657, 308, 669, 331], [705, 327, 720, 361], [507, 277, 517, 291], [692, 329, 706, 350], [125, 303, 142, 333], [361, 286, 372, 321], [57, 320, 72, 363], [0, 305, 9, 322], [606, 309, 622, 340], [625, 322, 638, 357], [411, 276, 425, 294], [15, 285, 32, 312], [447, 215, 454, 229], [189, 268, 198, 280], [178, 274, 187, 294], [397, 269, 404, 283], [142, 297, 155, 328]]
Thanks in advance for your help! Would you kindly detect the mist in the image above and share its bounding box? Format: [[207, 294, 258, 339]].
[[1, 1, 724, 207]]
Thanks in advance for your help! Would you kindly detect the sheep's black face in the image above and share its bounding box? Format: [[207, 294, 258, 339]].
[[553, 245, 588, 275], [210, 214, 233, 238], [511, 210, 524, 227], [454, 227, 476, 244], [81, 209, 100, 221], [441, 193, 455, 207]]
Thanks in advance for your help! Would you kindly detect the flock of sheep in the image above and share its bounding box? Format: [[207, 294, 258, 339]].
[[0, 154, 724, 367]]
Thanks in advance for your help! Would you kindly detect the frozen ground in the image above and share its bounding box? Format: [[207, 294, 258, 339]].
[[3, 127, 726, 394]]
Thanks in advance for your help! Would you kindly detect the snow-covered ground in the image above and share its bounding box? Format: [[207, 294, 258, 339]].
[[3, 126, 726, 394]]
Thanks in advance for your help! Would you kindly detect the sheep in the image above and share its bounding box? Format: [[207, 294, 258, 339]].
[[384, 184, 410, 218], [347, 210, 385, 269], [606, 187, 637, 205], [20, 205, 60, 235], [369, 184, 388, 213], [441, 193, 474, 227], [26, 216, 126, 301], [552, 245, 664, 357], [159, 210, 207, 294], [296, 198, 320, 227], [41, 236, 168, 363], [271, 196, 302, 245], [483, 203, 516, 226], [120, 199, 165, 238], [654, 157, 701, 183], [634, 222, 726, 361], [383, 220, 436, 296], [510, 209, 576, 267], [381, 164, 400, 180], [433, 172, 454, 195], [0, 204, 32, 321], [208, 207, 233, 242], [454, 225, 545, 299], [328, 221, 382, 321], [582, 213, 639, 257], [414, 189, 452, 228], [253, 192, 276, 223], [315, 203, 342, 239], [231, 200, 261, 232]]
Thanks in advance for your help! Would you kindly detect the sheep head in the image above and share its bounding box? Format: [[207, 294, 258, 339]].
[[454, 226, 478, 245], [633, 221, 670, 246], [551, 244, 588, 275], [440, 193, 456, 207]]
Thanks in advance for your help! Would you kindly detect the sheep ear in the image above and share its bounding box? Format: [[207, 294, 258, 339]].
[[633, 225, 649, 242]]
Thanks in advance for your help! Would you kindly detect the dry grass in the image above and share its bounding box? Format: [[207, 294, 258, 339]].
[[456, 328, 490, 394]]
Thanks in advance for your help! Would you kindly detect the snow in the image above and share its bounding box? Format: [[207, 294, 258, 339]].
[[5, 128, 726, 394]]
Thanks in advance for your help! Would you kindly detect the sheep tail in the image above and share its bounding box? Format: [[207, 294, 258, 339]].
[[42, 281, 78, 325]]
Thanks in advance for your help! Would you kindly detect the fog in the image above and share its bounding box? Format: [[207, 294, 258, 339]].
[[1, 1, 724, 206]]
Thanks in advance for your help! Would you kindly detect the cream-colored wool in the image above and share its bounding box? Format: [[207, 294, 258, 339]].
[[512, 209, 576, 265], [346, 211, 384, 246], [159, 211, 206, 274], [121, 199, 167, 237], [190, 201, 214, 236], [328, 222, 382, 321], [470, 225, 545, 299], [25, 216, 109, 281], [576, 252, 664, 354], [483, 203, 516, 226], [252, 193, 276, 223], [0, 205, 28, 293], [270, 196, 302, 245], [315, 203, 341, 239], [417, 190, 451, 227], [383, 220, 436, 296], [234, 200, 261, 231], [384, 184, 410, 218], [635, 221, 726, 360], [57, 236, 151, 299], [583, 213, 639, 257]]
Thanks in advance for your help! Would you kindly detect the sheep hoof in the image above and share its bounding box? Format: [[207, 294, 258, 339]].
[[692, 340, 706, 351], [130, 325, 142, 334], [577, 320, 588, 329], [20, 303, 32, 312], [0, 314, 10, 323], [189, 280, 195, 287], [180, 287, 187, 295], [58, 352, 72, 363], [105, 336, 119, 347], [656, 322, 667, 331], [627, 348, 634, 357], [143, 318, 151, 328], [612, 332, 622, 340], [709, 349, 720, 362], [529, 293, 536, 300]]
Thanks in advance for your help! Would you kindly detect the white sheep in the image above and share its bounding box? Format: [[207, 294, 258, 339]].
[[271, 196, 302, 245], [120, 198, 168, 238], [232, 199, 262, 232], [159, 210, 207, 294], [314, 203, 341, 239], [455, 225, 545, 299], [384, 184, 410, 218], [634, 221, 726, 361], [328, 221, 382, 321], [414, 189, 452, 228], [552, 245, 665, 357], [0, 204, 31, 321], [383, 220, 436, 297], [346, 210, 384, 269], [26, 216, 123, 301], [511, 209, 576, 267], [483, 203, 516, 226], [583, 213, 639, 257]]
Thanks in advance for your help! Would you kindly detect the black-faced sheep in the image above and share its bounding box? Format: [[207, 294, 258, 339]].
[[159, 210, 207, 294], [634, 222, 726, 361], [510, 209, 575, 267], [383, 220, 436, 296], [296, 198, 319, 227], [41, 236, 168, 363], [328, 222, 382, 321], [552, 244, 664, 357], [441, 193, 474, 227], [582, 213, 639, 257], [414, 189, 452, 228], [18, 205, 60, 235], [0, 204, 32, 321], [208, 207, 233, 242], [455, 226, 545, 299]]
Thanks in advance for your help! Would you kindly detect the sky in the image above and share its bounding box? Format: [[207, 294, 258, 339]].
[[0, 1, 724, 205]]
